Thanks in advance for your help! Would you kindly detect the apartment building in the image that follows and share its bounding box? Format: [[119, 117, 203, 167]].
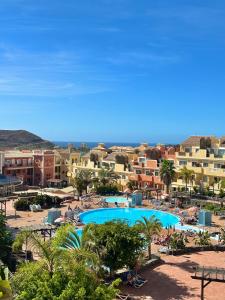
[[54, 146, 80, 185], [172, 136, 225, 193], [129, 146, 176, 189], [3, 151, 34, 185], [68, 143, 134, 187]]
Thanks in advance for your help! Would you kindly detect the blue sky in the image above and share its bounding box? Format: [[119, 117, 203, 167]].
[[0, 0, 225, 143]]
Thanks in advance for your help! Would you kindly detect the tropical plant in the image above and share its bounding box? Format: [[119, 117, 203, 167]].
[[95, 184, 119, 196], [160, 160, 176, 194], [82, 221, 145, 276], [179, 166, 194, 191], [135, 216, 162, 259], [80, 169, 94, 193], [98, 168, 119, 186], [72, 169, 94, 197], [168, 232, 188, 251], [194, 231, 211, 246], [12, 225, 120, 299], [0, 213, 13, 265], [12, 260, 119, 300], [126, 180, 137, 191], [12, 229, 33, 260], [52, 224, 99, 271]]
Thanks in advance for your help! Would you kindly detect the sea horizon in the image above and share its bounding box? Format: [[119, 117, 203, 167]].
[[53, 141, 156, 149]]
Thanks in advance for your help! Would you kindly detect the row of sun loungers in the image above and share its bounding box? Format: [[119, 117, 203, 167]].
[[29, 204, 42, 212]]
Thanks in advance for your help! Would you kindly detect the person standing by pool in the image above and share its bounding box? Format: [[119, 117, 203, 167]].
[[115, 201, 119, 207]]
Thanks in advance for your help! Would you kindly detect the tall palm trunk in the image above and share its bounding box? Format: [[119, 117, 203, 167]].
[[148, 239, 152, 259], [166, 184, 169, 194]]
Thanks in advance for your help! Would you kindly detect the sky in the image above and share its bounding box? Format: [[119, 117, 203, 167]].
[[0, 0, 225, 144]]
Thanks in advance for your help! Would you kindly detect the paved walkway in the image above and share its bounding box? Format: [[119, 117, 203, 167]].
[[122, 251, 225, 300]]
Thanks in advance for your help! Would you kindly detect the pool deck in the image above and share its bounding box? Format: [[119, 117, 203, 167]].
[[5, 198, 225, 299], [121, 251, 225, 300], [5, 198, 224, 232]]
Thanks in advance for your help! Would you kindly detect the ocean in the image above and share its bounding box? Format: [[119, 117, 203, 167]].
[[54, 141, 155, 149]]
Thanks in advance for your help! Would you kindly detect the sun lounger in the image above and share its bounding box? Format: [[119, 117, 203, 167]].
[[127, 279, 145, 288], [158, 246, 170, 254], [134, 275, 148, 284], [29, 204, 42, 212], [116, 293, 131, 300]]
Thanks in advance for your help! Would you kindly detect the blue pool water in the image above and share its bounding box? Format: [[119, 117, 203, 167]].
[[76, 228, 83, 239], [105, 197, 128, 204], [79, 208, 179, 228]]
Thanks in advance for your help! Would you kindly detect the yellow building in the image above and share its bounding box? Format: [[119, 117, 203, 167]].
[[172, 136, 225, 193], [67, 143, 134, 189]]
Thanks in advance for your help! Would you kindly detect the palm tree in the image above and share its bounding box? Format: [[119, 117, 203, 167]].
[[179, 166, 194, 192], [54, 224, 99, 270], [127, 180, 137, 192], [194, 231, 211, 246], [72, 174, 85, 198], [80, 169, 94, 194], [160, 160, 176, 194], [12, 229, 32, 261], [13, 225, 99, 276], [13, 231, 61, 277], [136, 216, 162, 259], [168, 232, 188, 251], [72, 169, 94, 197], [98, 168, 119, 186]]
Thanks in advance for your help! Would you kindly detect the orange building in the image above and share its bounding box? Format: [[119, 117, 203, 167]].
[[129, 146, 176, 190]]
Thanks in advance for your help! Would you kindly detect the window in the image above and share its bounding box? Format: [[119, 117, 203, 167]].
[[214, 164, 221, 169], [192, 162, 201, 167], [203, 162, 208, 167], [138, 157, 145, 163], [145, 170, 151, 176], [155, 171, 159, 176], [135, 169, 142, 174], [179, 160, 187, 166]]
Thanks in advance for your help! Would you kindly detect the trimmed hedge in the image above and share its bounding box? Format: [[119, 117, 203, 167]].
[[14, 195, 63, 211], [167, 244, 225, 256], [95, 184, 119, 196]]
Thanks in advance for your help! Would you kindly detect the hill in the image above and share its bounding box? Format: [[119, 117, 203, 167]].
[[0, 130, 55, 150]]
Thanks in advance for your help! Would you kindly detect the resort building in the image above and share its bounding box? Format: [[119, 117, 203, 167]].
[[172, 136, 225, 193], [53, 146, 80, 187], [68, 143, 134, 188], [3, 151, 34, 185], [129, 146, 176, 190], [33, 150, 55, 186]]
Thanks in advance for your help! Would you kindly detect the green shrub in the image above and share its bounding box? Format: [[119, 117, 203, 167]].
[[14, 195, 63, 211], [96, 184, 119, 196], [14, 199, 32, 211]]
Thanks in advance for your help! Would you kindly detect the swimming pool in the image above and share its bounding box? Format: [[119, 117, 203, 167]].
[[104, 196, 128, 204], [79, 208, 179, 228]]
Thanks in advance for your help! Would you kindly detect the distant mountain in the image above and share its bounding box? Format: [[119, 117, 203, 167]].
[[0, 130, 55, 150]]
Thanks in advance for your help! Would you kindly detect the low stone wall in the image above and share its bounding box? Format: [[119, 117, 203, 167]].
[[167, 244, 225, 256], [141, 255, 162, 270]]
